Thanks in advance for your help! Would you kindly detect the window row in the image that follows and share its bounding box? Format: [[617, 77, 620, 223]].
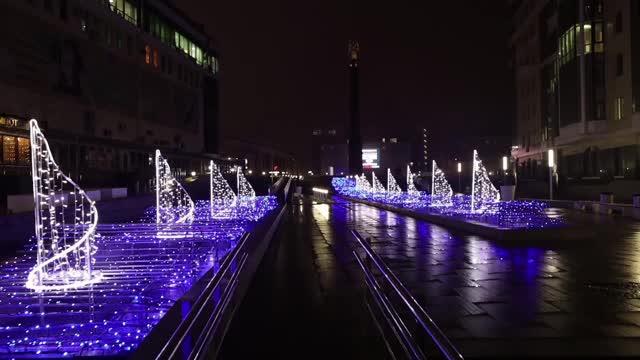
[[0, 136, 30, 166], [149, 13, 219, 74], [558, 22, 603, 67], [144, 45, 203, 88]]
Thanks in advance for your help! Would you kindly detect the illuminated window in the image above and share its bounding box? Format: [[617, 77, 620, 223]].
[[615, 97, 624, 120], [2, 136, 16, 164], [594, 22, 604, 53], [153, 49, 159, 68], [17, 138, 30, 165], [584, 24, 592, 54], [145, 45, 151, 64]]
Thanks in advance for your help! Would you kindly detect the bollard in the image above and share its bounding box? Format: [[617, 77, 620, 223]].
[[600, 192, 614, 204]]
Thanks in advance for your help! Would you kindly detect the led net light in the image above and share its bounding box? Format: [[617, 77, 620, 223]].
[[407, 165, 419, 195], [431, 160, 453, 206], [387, 168, 402, 193], [26, 119, 102, 291], [371, 172, 386, 193], [210, 161, 236, 204], [155, 150, 195, 224], [471, 149, 500, 212], [236, 166, 255, 199]]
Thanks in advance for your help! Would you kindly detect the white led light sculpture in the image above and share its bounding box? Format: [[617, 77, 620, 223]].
[[387, 168, 402, 193], [407, 165, 419, 195], [26, 119, 102, 291], [431, 160, 453, 206], [356, 173, 372, 192], [237, 166, 255, 199], [210, 161, 236, 204], [471, 149, 500, 212], [372, 172, 386, 193], [155, 150, 195, 224]]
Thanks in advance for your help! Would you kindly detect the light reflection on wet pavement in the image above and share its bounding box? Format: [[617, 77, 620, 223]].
[[312, 198, 640, 357]]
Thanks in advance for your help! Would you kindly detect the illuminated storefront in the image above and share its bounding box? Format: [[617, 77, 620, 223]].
[[0, 116, 30, 168]]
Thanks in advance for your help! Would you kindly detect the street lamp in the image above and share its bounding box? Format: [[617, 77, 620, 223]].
[[502, 156, 508, 185], [457, 162, 462, 193], [548, 149, 555, 200]]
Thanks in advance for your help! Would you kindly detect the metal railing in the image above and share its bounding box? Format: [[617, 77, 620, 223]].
[[153, 232, 251, 360], [351, 229, 464, 360]]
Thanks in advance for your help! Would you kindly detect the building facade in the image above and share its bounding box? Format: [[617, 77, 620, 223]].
[[0, 0, 222, 201], [509, 0, 640, 200]]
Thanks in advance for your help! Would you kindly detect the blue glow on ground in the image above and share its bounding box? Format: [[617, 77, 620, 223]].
[[0, 197, 277, 359], [332, 178, 563, 229]]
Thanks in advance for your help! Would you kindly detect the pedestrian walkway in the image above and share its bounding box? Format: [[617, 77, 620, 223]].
[[218, 203, 388, 359]]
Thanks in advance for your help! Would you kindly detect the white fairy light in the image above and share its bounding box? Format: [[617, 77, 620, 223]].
[[236, 166, 255, 198], [356, 173, 372, 192], [471, 149, 500, 212], [371, 172, 386, 193], [431, 160, 453, 206], [26, 119, 102, 291], [387, 168, 402, 193], [210, 161, 236, 204], [407, 164, 419, 195], [155, 150, 195, 224]]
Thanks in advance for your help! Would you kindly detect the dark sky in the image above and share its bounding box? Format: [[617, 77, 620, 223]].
[[178, 0, 512, 167]]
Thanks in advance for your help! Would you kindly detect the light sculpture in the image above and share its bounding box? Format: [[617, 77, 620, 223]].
[[407, 165, 419, 195], [371, 172, 386, 193], [236, 166, 256, 198], [155, 150, 195, 224], [431, 160, 453, 206], [210, 160, 236, 204], [356, 173, 372, 193], [387, 168, 402, 193], [471, 149, 500, 212], [26, 119, 102, 291]]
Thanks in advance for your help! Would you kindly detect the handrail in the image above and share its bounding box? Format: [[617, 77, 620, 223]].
[[351, 229, 464, 360], [154, 232, 251, 360]]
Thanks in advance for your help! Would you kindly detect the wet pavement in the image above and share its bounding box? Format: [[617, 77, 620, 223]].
[[311, 198, 640, 358], [219, 204, 388, 359]]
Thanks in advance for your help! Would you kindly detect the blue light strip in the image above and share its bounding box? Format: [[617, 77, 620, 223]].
[[332, 177, 563, 230], [0, 197, 277, 359]]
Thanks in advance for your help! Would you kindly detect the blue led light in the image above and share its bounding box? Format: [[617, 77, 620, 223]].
[[0, 197, 277, 359], [332, 177, 563, 229]]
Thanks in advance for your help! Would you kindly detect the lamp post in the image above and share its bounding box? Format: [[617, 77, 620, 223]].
[[457, 162, 462, 193], [548, 149, 555, 200], [502, 156, 508, 185]]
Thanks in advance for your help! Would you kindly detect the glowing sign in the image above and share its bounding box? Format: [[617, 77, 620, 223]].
[[362, 148, 379, 169]]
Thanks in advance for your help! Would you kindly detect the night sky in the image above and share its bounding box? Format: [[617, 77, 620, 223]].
[[177, 0, 512, 167]]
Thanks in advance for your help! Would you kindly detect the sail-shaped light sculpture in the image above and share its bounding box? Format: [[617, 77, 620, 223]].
[[431, 160, 453, 206], [356, 173, 372, 193], [387, 168, 402, 194], [471, 149, 500, 212], [407, 165, 419, 195], [210, 160, 236, 204], [26, 119, 102, 291], [372, 172, 386, 193], [155, 150, 195, 224], [237, 166, 255, 199]]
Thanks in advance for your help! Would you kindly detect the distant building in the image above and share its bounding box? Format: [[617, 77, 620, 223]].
[[0, 0, 223, 200], [509, 0, 640, 199], [223, 138, 296, 175]]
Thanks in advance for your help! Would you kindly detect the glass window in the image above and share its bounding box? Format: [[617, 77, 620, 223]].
[[584, 24, 592, 54], [3, 136, 16, 164], [153, 49, 159, 68], [17, 138, 30, 165], [594, 22, 604, 53]]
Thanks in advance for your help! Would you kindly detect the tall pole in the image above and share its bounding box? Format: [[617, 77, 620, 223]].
[[348, 41, 362, 175], [457, 162, 462, 194]]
